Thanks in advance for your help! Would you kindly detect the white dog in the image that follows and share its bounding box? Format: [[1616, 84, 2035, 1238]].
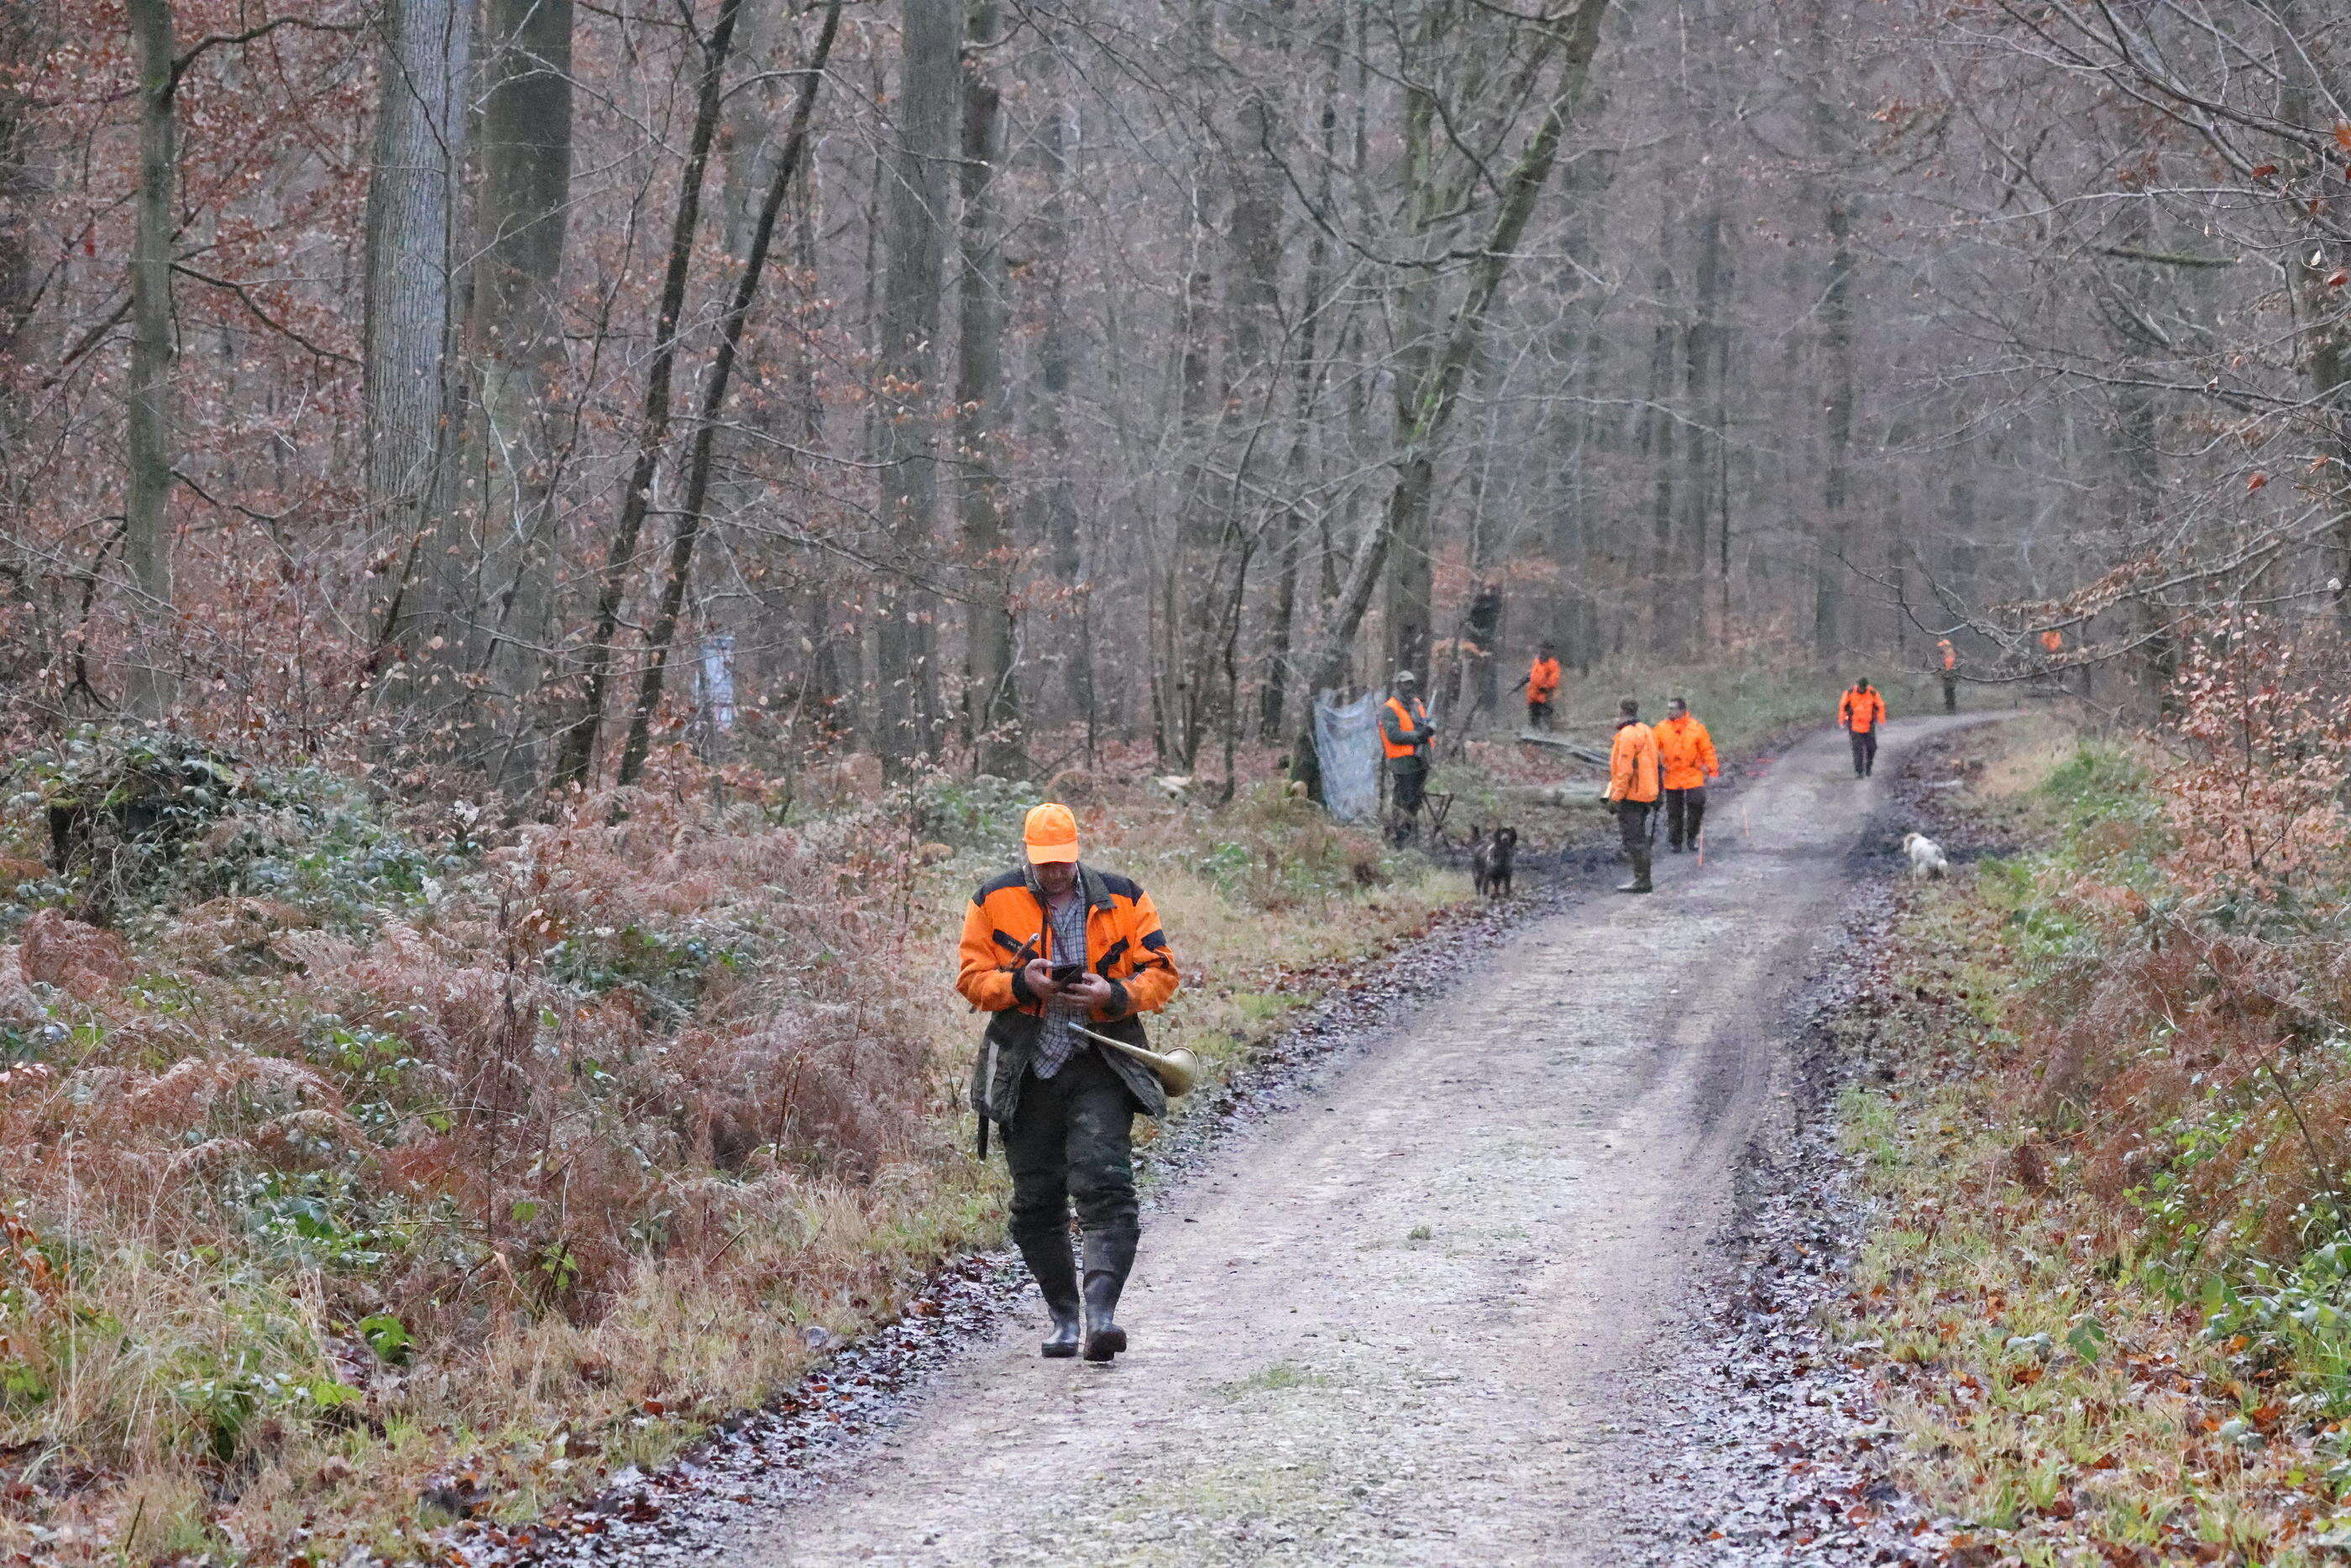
[[1902, 832, 1950, 880]]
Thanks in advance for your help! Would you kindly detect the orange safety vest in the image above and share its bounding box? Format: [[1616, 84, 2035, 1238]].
[[1383, 696, 1431, 760], [1938, 640, 1956, 672]]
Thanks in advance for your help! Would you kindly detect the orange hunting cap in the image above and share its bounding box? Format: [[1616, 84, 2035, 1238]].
[[1024, 802, 1081, 865]]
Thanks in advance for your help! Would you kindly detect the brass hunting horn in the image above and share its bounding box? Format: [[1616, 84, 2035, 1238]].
[[1073, 1025, 1200, 1098]]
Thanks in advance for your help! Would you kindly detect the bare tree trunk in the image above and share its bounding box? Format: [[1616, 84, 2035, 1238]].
[[1685, 201, 1729, 645], [872, 0, 961, 773], [549, 0, 738, 792], [1547, 142, 1616, 673], [716, 0, 828, 744], [1642, 290, 1678, 656], [1810, 195, 1855, 654], [0, 0, 46, 670], [957, 0, 1018, 776], [2314, 291, 2351, 617], [364, 0, 469, 596], [615, 0, 843, 786], [1808, 34, 1855, 658], [1029, 92, 1090, 730], [0, 0, 45, 379], [2274, 30, 2351, 620], [1216, 11, 1286, 754], [1158, 177, 1221, 771], [123, 0, 176, 720], [470, 0, 573, 792], [1379, 7, 1462, 689], [365, 0, 470, 728]]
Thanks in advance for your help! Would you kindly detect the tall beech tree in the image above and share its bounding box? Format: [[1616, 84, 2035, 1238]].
[[123, 0, 176, 719]]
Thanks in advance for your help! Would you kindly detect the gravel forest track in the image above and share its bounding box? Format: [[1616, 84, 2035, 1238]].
[[718, 716, 1988, 1566]]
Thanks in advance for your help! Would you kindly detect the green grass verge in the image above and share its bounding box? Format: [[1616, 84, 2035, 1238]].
[[1830, 718, 2351, 1565]]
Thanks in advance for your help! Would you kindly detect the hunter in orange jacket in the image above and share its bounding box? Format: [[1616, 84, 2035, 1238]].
[[1837, 681, 1886, 733], [1655, 698, 1718, 856], [1607, 711, 1661, 803], [1653, 708, 1718, 792], [1606, 699, 1661, 893], [1839, 679, 1886, 779], [956, 802, 1181, 1363], [956, 867, 1181, 1116], [1525, 643, 1562, 729]]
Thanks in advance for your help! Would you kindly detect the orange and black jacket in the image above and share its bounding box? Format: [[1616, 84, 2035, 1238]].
[[1838, 685, 1887, 733], [1653, 713, 1719, 792], [956, 864, 1181, 1125], [1526, 656, 1561, 703]]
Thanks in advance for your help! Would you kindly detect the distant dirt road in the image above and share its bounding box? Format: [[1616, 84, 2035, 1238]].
[[722, 717, 1985, 1566]]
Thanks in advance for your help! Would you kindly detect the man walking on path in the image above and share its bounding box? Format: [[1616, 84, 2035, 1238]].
[[956, 803, 1181, 1362], [1380, 672, 1437, 842], [1838, 678, 1887, 777], [1938, 640, 1958, 714], [1606, 697, 1662, 894], [1654, 697, 1719, 855], [1523, 642, 1561, 730]]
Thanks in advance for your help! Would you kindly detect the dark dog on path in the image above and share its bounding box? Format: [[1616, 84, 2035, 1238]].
[[1469, 825, 1518, 900]]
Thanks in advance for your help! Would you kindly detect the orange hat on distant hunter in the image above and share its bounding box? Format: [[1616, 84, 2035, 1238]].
[[1024, 802, 1081, 865]]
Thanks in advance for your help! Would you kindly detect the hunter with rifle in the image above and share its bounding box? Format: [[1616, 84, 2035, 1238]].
[[956, 803, 1183, 1363]]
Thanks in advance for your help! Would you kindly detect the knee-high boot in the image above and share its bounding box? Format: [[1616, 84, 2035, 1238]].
[[1014, 1231, 1083, 1358], [1081, 1226, 1137, 1362], [1685, 799, 1706, 855]]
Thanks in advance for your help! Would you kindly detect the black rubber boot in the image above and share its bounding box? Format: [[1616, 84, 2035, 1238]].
[[1615, 849, 1653, 894], [1685, 802, 1706, 854], [1016, 1233, 1082, 1358], [1081, 1229, 1136, 1362]]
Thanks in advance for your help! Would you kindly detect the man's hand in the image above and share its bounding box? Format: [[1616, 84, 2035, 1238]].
[[1063, 973, 1116, 1011], [1021, 959, 1063, 998]]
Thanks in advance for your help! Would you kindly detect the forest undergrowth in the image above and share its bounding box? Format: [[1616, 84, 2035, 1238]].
[[0, 729, 1481, 1568], [1833, 625, 2351, 1566]]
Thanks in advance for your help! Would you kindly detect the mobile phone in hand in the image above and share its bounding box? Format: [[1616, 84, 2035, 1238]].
[[1050, 961, 1085, 986]]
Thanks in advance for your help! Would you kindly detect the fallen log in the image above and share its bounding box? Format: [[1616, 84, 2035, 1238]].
[[1496, 781, 1613, 809], [1514, 730, 1612, 767]]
